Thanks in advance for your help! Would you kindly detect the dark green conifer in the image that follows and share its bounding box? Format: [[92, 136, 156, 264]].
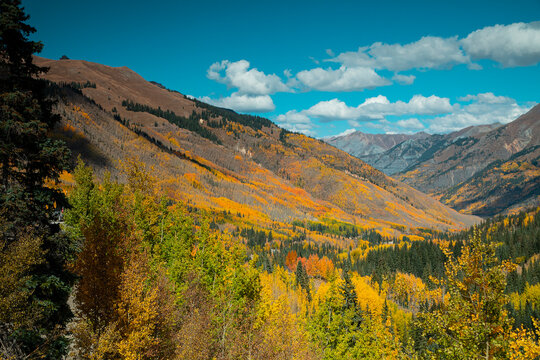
[[0, 1, 74, 357]]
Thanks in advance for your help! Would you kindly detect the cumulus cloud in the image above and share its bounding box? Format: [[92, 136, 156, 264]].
[[335, 128, 357, 137], [207, 60, 289, 95], [276, 92, 533, 137], [360, 94, 455, 116], [457, 92, 514, 104], [199, 93, 275, 113], [392, 73, 416, 85], [324, 22, 540, 73], [330, 36, 469, 71], [461, 22, 540, 67], [427, 94, 533, 133], [305, 94, 454, 122], [396, 118, 425, 131], [287, 21, 540, 96], [296, 66, 391, 92], [305, 99, 372, 121], [275, 110, 316, 136]]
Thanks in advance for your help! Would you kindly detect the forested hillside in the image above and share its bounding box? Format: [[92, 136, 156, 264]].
[[33, 56, 479, 237]]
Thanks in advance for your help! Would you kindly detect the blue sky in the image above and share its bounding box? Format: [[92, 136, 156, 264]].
[[24, 0, 540, 138]]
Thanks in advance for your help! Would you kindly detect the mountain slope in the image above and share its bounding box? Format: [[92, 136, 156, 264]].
[[326, 125, 501, 176], [325, 107, 539, 217], [438, 142, 540, 216], [36, 56, 478, 235], [324, 131, 429, 160], [397, 106, 540, 216]]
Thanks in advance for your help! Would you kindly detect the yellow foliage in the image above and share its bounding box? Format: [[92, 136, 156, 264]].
[[351, 274, 385, 315], [115, 252, 160, 360], [508, 320, 540, 360]]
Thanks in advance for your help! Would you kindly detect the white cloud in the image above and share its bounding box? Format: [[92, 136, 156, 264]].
[[286, 22, 540, 97], [276, 110, 312, 125], [330, 36, 469, 71], [335, 128, 357, 137], [296, 66, 391, 92], [207, 60, 289, 95], [324, 22, 540, 74], [305, 98, 373, 121], [358, 94, 454, 116], [199, 92, 275, 113], [277, 93, 533, 137], [392, 73, 416, 85], [461, 22, 540, 67], [427, 95, 533, 133], [275, 110, 316, 136], [396, 118, 425, 131], [305, 94, 454, 122], [398, 95, 455, 115], [458, 92, 514, 104]]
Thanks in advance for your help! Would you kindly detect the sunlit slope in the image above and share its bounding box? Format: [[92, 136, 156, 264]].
[[37, 56, 478, 233], [397, 104, 540, 216]]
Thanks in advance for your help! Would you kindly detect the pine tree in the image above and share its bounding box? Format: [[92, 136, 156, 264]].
[[0, 1, 74, 357], [296, 260, 311, 301], [341, 268, 363, 327]]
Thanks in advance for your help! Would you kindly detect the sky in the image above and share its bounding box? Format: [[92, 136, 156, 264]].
[[24, 0, 540, 138]]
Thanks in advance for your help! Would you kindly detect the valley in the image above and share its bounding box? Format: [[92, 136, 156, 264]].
[[2, 2, 540, 359]]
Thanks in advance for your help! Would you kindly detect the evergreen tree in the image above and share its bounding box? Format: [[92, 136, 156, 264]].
[[381, 299, 389, 323], [341, 269, 358, 311], [0, 1, 74, 357], [341, 269, 362, 327], [296, 260, 311, 301]]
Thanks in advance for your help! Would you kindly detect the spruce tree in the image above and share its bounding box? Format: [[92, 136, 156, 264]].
[[296, 260, 311, 301], [0, 1, 74, 358]]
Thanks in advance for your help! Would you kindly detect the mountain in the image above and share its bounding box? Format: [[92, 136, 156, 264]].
[[321, 107, 539, 218], [326, 125, 501, 176], [431, 108, 540, 216], [438, 144, 540, 216], [36, 56, 478, 236], [324, 131, 430, 165], [392, 108, 538, 217]]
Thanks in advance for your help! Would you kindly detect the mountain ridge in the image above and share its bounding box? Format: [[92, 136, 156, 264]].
[[324, 106, 539, 217]]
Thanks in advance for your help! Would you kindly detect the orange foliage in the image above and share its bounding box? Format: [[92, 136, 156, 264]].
[[285, 250, 297, 271]]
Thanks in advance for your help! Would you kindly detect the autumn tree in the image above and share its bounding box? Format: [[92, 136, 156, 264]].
[[285, 250, 298, 271], [68, 165, 128, 334], [0, 1, 74, 357], [417, 230, 516, 359], [67, 160, 178, 359]]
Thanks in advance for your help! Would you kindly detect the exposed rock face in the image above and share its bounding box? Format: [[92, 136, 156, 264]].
[[325, 131, 430, 160]]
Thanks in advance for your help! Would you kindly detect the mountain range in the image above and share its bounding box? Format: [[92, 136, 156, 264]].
[[35, 56, 478, 237], [325, 107, 540, 217]]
